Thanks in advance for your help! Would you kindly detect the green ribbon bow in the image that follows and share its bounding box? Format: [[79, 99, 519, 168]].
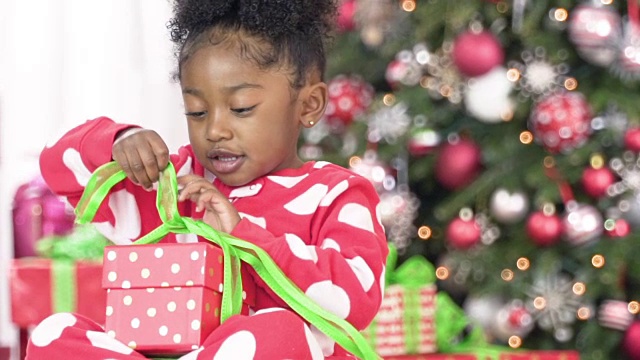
[[34, 223, 111, 315], [380, 245, 514, 359], [75, 162, 381, 360], [385, 243, 436, 288]]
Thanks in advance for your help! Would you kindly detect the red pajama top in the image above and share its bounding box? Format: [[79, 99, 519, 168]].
[[39, 116, 388, 354]]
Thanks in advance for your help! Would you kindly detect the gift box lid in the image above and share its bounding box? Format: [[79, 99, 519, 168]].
[[102, 242, 229, 292]]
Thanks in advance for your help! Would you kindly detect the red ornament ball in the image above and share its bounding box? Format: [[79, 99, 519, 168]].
[[623, 321, 640, 360], [337, 0, 357, 32], [446, 217, 482, 249], [526, 211, 563, 247], [582, 167, 616, 198], [452, 30, 504, 77], [434, 139, 482, 190], [323, 74, 375, 131], [529, 92, 593, 153], [624, 127, 640, 152], [605, 218, 631, 238]]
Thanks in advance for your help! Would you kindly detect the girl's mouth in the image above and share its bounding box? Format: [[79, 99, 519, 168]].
[[207, 151, 245, 174]]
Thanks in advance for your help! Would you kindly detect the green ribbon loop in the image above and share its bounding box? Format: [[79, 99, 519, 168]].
[[76, 162, 381, 360], [385, 244, 436, 288]]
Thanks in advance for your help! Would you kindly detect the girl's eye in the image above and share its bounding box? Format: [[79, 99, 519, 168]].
[[231, 105, 257, 115], [185, 111, 207, 118]]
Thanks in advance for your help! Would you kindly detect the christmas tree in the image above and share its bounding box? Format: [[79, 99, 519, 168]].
[[302, 0, 640, 359]]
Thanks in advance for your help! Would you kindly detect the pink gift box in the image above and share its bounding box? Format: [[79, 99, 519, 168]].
[[102, 242, 255, 356]]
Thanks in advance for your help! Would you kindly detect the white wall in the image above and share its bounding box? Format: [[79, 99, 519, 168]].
[[0, 0, 186, 355]]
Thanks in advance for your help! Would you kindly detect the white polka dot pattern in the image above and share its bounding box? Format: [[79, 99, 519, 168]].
[[212, 330, 257, 360], [101, 242, 256, 354], [320, 238, 341, 252], [285, 233, 318, 263], [238, 212, 267, 229], [305, 281, 351, 319], [30, 313, 78, 347], [86, 330, 135, 354], [92, 189, 142, 244], [304, 323, 326, 360], [338, 203, 375, 233], [309, 324, 336, 357], [320, 180, 349, 207], [345, 256, 375, 292], [62, 148, 92, 186], [284, 184, 329, 215], [267, 174, 309, 188]]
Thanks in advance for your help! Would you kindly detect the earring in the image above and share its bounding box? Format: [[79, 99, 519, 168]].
[[309, 121, 315, 126]]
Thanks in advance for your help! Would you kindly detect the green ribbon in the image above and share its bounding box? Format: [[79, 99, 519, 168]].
[[36, 223, 112, 260], [50, 259, 75, 313], [75, 162, 381, 360], [35, 218, 111, 314], [381, 245, 513, 358], [385, 244, 436, 288], [367, 245, 437, 354]]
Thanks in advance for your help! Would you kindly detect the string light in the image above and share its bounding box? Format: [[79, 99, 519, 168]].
[[590, 154, 605, 169], [418, 226, 432, 239], [517, 257, 530, 270], [533, 297, 546, 310], [401, 0, 416, 12], [519, 131, 534, 144], [507, 68, 521, 81], [508, 336, 522, 348], [501, 269, 515, 281], [554, 8, 569, 22], [564, 77, 578, 90], [436, 266, 449, 280], [573, 282, 586, 296], [577, 307, 591, 320], [592, 254, 605, 268], [629, 301, 640, 314], [348, 156, 361, 168], [383, 93, 396, 106]]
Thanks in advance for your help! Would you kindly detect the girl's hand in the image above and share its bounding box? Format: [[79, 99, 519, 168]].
[[177, 175, 241, 233], [112, 128, 170, 189]]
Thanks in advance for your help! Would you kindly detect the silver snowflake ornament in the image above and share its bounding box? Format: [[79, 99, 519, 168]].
[[508, 47, 569, 100], [525, 272, 583, 342]]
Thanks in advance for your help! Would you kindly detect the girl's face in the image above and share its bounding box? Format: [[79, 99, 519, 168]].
[[180, 39, 308, 186]]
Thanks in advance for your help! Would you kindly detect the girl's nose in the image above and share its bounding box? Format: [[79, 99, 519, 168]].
[[206, 114, 232, 141]]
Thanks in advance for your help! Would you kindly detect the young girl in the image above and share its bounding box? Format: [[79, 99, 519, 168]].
[[28, 0, 388, 359]]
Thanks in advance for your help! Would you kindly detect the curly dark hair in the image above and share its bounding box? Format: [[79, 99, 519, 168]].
[[167, 0, 338, 88]]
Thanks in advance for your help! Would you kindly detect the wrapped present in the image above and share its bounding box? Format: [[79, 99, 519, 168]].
[[362, 246, 438, 356], [10, 258, 106, 327], [10, 224, 110, 327], [101, 242, 256, 356], [498, 351, 580, 359], [78, 162, 382, 359], [383, 354, 476, 359], [382, 351, 580, 359]]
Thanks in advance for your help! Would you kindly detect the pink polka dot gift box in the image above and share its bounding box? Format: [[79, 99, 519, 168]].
[[101, 242, 256, 356]]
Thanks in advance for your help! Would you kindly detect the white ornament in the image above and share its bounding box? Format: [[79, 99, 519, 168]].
[[489, 188, 530, 224], [464, 67, 515, 123], [562, 201, 604, 246]]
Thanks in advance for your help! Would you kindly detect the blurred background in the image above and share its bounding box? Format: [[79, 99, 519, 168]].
[[3, 0, 640, 359], [0, 1, 184, 358]]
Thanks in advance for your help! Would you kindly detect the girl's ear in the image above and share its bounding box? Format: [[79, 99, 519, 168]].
[[299, 81, 328, 128]]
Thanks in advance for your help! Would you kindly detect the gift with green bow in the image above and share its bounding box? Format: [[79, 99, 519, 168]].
[[76, 162, 383, 359], [10, 223, 112, 328], [361, 244, 439, 356]]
